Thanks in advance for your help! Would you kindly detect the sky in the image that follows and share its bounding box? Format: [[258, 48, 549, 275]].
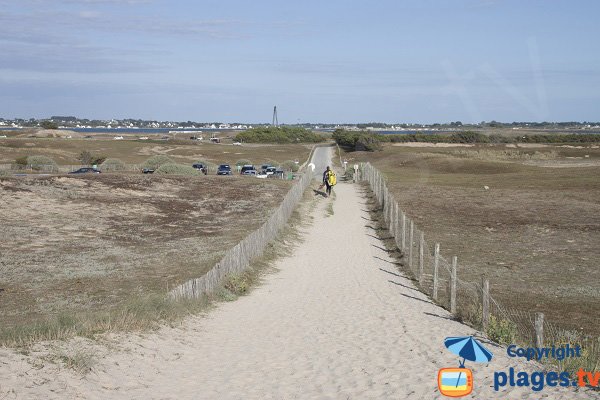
[[0, 0, 599, 123]]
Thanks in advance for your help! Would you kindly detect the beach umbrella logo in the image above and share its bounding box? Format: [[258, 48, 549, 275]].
[[438, 336, 493, 397]]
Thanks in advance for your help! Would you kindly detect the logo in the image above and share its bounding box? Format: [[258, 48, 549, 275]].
[[438, 336, 493, 398], [438, 368, 473, 397]]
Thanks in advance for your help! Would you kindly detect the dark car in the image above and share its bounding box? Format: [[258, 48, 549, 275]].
[[240, 165, 257, 175], [260, 164, 272, 172], [192, 163, 205, 170], [268, 169, 285, 179], [217, 164, 232, 175], [142, 168, 155, 174], [69, 167, 101, 174]]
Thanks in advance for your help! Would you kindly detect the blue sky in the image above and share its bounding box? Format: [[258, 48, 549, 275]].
[[0, 0, 598, 123]]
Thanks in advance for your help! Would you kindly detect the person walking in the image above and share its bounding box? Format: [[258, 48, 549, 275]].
[[322, 166, 336, 197]]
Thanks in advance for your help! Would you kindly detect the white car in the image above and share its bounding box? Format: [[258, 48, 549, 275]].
[[232, 142, 242, 146], [114, 136, 124, 140], [256, 171, 268, 179]]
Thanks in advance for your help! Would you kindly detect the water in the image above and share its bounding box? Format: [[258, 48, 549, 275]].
[[0, 127, 240, 134]]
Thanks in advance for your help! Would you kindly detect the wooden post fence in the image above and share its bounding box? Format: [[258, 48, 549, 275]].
[[450, 256, 457, 315], [482, 278, 490, 331], [418, 232, 425, 285], [401, 213, 406, 251], [535, 313, 544, 348], [408, 220, 414, 269], [433, 243, 440, 300]]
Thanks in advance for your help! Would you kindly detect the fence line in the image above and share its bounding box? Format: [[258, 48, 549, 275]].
[[359, 162, 597, 358], [168, 147, 321, 301]]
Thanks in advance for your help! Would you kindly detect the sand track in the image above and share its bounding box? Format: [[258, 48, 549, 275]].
[[0, 180, 595, 399]]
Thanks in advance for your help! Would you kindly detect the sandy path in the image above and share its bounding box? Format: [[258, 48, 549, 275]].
[[1, 171, 595, 399]]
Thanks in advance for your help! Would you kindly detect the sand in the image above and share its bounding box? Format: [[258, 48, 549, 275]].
[[0, 180, 595, 399]]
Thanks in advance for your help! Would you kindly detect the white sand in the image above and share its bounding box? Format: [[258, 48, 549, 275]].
[[0, 181, 594, 399]]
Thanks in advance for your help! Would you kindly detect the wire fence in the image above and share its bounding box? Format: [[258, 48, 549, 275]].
[[359, 162, 599, 373]]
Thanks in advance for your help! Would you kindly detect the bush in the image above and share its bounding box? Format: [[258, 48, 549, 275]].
[[282, 160, 299, 172], [15, 156, 28, 166], [355, 134, 383, 151], [40, 120, 58, 130], [236, 159, 251, 167], [155, 163, 200, 176], [333, 129, 383, 151], [449, 131, 490, 143], [235, 126, 325, 144], [486, 315, 517, 345], [100, 158, 125, 171], [0, 170, 11, 177], [27, 155, 58, 172], [143, 155, 174, 170], [78, 150, 106, 166]]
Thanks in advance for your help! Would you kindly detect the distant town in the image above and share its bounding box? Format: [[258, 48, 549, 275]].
[[1, 116, 599, 132]]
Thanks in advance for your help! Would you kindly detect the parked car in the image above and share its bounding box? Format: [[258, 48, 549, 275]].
[[260, 164, 272, 172], [192, 163, 205, 170], [240, 165, 257, 175], [70, 167, 101, 174], [256, 171, 268, 179], [265, 167, 277, 175], [217, 164, 232, 175], [268, 169, 285, 179], [142, 168, 155, 174]]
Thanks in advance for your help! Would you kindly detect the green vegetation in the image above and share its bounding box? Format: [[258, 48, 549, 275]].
[[334, 128, 600, 147], [332, 129, 383, 151], [27, 155, 58, 171], [78, 150, 106, 166], [15, 156, 28, 167], [282, 160, 299, 172], [235, 126, 325, 144], [142, 155, 174, 170], [155, 163, 200, 176], [40, 120, 58, 130], [100, 158, 126, 171], [236, 159, 251, 167], [486, 314, 517, 345]]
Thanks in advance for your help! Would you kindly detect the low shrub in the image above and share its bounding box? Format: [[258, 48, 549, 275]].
[[235, 126, 324, 144], [282, 160, 299, 172], [78, 150, 106, 166], [236, 159, 251, 167], [100, 158, 126, 171], [27, 155, 58, 172], [155, 163, 200, 176], [15, 156, 28, 166], [143, 155, 174, 170]]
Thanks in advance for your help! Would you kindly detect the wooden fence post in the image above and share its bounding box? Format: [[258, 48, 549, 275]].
[[433, 243, 440, 300], [408, 220, 414, 270], [535, 313, 544, 348], [401, 213, 406, 251], [394, 202, 400, 247], [450, 256, 457, 315], [418, 232, 425, 285], [482, 278, 490, 331], [390, 200, 397, 238]]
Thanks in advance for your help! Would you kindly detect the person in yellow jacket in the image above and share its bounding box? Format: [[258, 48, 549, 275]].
[[322, 166, 336, 197]]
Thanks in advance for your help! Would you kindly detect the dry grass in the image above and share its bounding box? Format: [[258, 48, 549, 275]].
[[346, 143, 600, 336], [0, 173, 295, 346], [0, 136, 312, 167]]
